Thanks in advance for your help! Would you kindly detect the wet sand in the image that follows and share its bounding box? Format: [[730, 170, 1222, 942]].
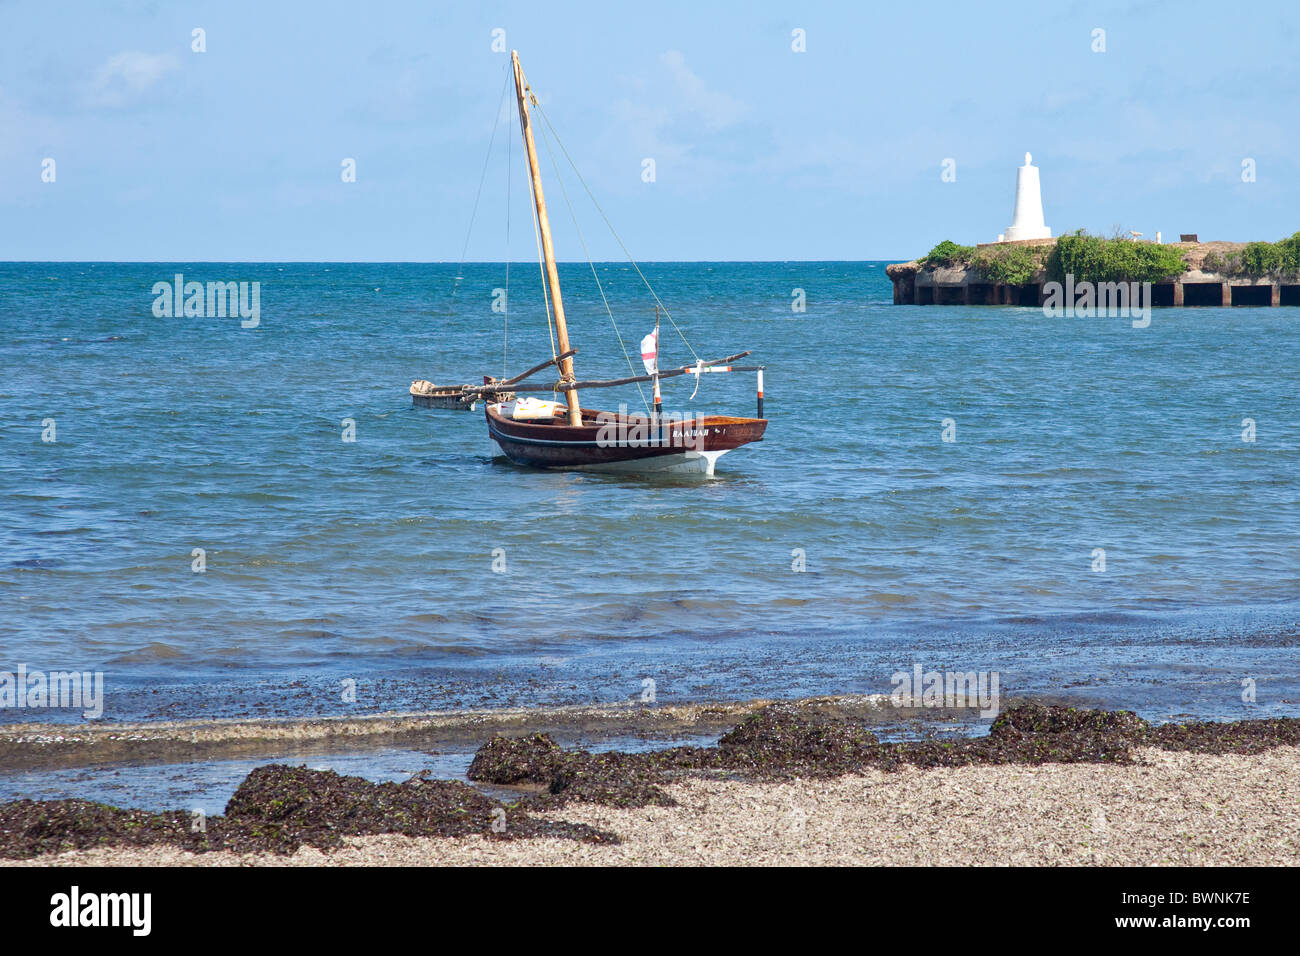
[[12, 744, 1298, 866]]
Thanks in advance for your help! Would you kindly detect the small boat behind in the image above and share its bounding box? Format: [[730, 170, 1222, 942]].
[[410, 379, 509, 411]]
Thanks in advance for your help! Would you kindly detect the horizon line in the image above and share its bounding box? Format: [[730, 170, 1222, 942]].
[[0, 258, 903, 265]]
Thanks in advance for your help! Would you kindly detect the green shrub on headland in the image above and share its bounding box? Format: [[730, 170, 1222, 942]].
[[971, 244, 1047, 285], [1203, 233, 1300, 277], [918, 239, 1047, 284], [919, 240, 976, 267], [919, 232, 1187, 285], [1045, 230, 1187, 285]]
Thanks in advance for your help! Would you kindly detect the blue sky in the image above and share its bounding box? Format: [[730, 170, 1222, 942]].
[[2, 0, 1297, 261]]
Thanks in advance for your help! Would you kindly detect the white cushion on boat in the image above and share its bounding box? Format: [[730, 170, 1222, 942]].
[[505, 397, 565, 420]]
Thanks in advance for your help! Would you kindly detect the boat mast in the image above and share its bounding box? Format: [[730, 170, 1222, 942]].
[[512, 51, 582, 426]]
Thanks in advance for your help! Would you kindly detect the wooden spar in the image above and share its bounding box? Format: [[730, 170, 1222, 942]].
[[512, 50, 582, 427], [559, 351, 752, 391], [497, 348, 577, 387], [464, 351, 755, 395]]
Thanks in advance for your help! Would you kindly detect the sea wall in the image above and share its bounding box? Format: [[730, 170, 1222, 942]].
[[886, 240, 1300, 307]]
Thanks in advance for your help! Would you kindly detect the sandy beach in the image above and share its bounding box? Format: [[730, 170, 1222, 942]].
[[9, 739, 1297, 867]]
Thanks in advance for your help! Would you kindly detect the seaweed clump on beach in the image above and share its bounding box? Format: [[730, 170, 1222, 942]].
[[468, 733, 681, 807], [467, 702, 1300, 799], [466, 703, 888, 807], [1149, 716, 1300, 755], [0, 764, 616, 860], [467, 733, 569, 785], [465, 704, 886, 806], [710, 701, 1150, 773], [717, 704, 880, 775], [990, 702, 1150, 738], [0, 799, 194, 860], [7, 704, 1300, 860], [968, 702, 1148, 766], [221, 764, 614, 851], [861, 703, 1155, 771], [464, 702, 1166, 801]]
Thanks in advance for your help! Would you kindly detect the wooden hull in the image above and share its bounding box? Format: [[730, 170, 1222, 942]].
[[485, 403, 766, 475]]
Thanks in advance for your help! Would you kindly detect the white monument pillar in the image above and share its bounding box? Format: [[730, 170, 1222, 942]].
[[999, 152, 1051, 242]]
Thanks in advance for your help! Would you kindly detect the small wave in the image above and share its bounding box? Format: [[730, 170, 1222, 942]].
[[400, 613, 451, 626], [872, 592, 918, 605], [277, 629, 348, 641], [109, 642, 187, 663]]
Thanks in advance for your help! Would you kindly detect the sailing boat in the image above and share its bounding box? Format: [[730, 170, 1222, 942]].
[[478, 51, 768, 476]]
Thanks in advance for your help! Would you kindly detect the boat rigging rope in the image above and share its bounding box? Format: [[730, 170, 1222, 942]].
[[453, 66, 512, 304], [536, 119, 651, 415], [533, 99, 701, 364]]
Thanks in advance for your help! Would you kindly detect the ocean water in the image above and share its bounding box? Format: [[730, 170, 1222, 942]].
[[2, 261, 1299, 724]]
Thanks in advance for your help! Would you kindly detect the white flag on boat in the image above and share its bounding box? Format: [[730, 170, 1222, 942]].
[[640, 329, 659, 375]]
